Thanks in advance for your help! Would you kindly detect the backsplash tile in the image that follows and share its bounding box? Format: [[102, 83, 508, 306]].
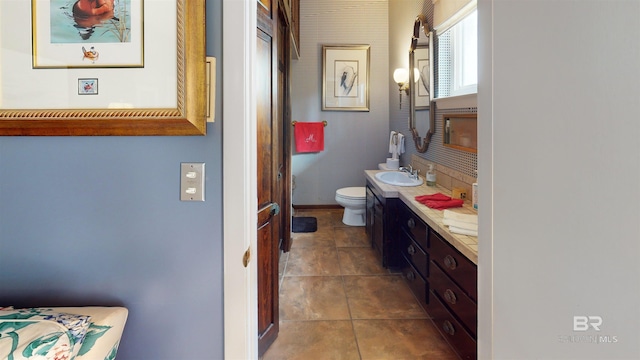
[[437, 171, 452, 190], [411, 154, 476, 198], [400, 107, 478, 179]]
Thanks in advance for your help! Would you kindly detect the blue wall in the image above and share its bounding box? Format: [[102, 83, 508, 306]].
[[0, 2, 224, 359]]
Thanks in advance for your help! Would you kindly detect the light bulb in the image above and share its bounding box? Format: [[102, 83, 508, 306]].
[[393, 68, 408, 84]]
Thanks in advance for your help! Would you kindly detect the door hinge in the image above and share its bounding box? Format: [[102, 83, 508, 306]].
[[242, 247, 251, 268]]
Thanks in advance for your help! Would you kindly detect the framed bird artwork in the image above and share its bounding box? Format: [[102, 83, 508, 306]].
[[322, 44, 370, 112], [0, 0, 207, 136]]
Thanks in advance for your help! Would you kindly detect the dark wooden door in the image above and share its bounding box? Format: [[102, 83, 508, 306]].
[[257, 0, 287, 355]]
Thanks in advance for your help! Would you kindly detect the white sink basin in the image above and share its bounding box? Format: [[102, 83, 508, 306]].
[[374, 171, 423, 187]]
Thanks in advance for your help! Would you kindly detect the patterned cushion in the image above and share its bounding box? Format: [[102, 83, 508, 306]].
[[0, 307, 127, 360], [52, 307, 128, 360], [0, 308, 92, 359], [0, 319, 72, 360]]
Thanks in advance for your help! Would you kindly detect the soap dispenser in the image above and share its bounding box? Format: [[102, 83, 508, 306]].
[[426, 164, 436, 186]]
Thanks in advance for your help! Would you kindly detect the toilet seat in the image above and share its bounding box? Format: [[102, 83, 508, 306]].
[[336, 187, 365, 200]]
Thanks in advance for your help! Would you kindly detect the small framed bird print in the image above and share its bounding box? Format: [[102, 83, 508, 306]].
[[322, 45, 370, 112], [78, 78, 98, 95]]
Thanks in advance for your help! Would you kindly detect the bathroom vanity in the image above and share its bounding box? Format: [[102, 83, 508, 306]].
[[365, 181, 401, 268], [365, 170, 478, 359]]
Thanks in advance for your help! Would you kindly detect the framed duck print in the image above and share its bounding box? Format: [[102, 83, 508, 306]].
[[0, 0, 206, 136]]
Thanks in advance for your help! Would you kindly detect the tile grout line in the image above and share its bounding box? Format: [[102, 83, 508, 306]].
[[335, 220, 364, 360], [278, 250, 289, 292]]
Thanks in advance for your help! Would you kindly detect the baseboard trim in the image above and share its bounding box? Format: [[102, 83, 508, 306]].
[[293, 204, 342, 210]]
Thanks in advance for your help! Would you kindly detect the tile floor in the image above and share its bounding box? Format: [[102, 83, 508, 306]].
[[262, 209, 459, 360]]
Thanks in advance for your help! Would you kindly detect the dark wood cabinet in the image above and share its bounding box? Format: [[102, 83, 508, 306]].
[[400, 228, 429, 280], [365, 185, 374, 239], [399, 202, 429, 251], [398, 203, 429, 307], [428, 289, 477, 360], [430, 230, 477, 302], [396, 201, 477, 359], [430, 260, 477, 337], [365, 181, 400, 268], [399, 228, 428, 306]]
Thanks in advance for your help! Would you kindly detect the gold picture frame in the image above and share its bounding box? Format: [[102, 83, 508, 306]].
[[0, 0, 206, 136], [322, 44, 370, 112]]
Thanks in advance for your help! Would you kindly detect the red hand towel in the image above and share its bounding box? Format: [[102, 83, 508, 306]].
[[422, 199, 464, 210], [415, 193, 451, 202], [295, 122, 324, 153], [415, 193, 464, 210]]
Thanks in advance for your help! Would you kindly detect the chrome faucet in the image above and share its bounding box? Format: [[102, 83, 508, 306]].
[[399, 165, 419, 179], [400, 165, 413, 174]]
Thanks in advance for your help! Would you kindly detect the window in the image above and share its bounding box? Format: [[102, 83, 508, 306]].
[[437, 9, 477, 98]]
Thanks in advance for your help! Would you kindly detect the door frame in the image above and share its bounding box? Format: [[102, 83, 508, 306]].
[[223, 0, 258, 359], [221, 2, 498, 360]]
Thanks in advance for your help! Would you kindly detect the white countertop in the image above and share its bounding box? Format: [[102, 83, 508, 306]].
[[365, 170, 478, 265]]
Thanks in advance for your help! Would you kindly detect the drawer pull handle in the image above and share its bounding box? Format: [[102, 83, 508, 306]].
[[406, 271, 415, 281], [443, 255, 457, 270], [442, 320, 455, 336], [407, 218, 415, 229], [407, 244, 416, 255], [444, 289, 457, 305]]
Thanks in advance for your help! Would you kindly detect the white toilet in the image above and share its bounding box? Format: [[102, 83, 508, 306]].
[[335, 187, 366, 226]]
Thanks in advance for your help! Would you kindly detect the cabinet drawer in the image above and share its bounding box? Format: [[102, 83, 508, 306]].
[[430, 262, 477, 336], [400, 255, 428, 307], [430, 230, 477, 301], [399, 228, 428, 279], [428, 290, 477, 360], [399, 204, 428, 251]]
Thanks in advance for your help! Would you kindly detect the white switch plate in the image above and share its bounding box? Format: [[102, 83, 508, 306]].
[[181, 163, 205, 201]]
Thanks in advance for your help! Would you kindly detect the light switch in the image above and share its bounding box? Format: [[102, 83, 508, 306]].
[[181, 163, 205, 201]]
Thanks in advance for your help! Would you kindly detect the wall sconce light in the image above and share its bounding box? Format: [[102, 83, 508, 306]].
[[393, 68, 419, 109], [393, 68, 409, 109]]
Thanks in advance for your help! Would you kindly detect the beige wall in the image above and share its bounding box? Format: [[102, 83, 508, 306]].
[[479, 0, 640, 358]]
